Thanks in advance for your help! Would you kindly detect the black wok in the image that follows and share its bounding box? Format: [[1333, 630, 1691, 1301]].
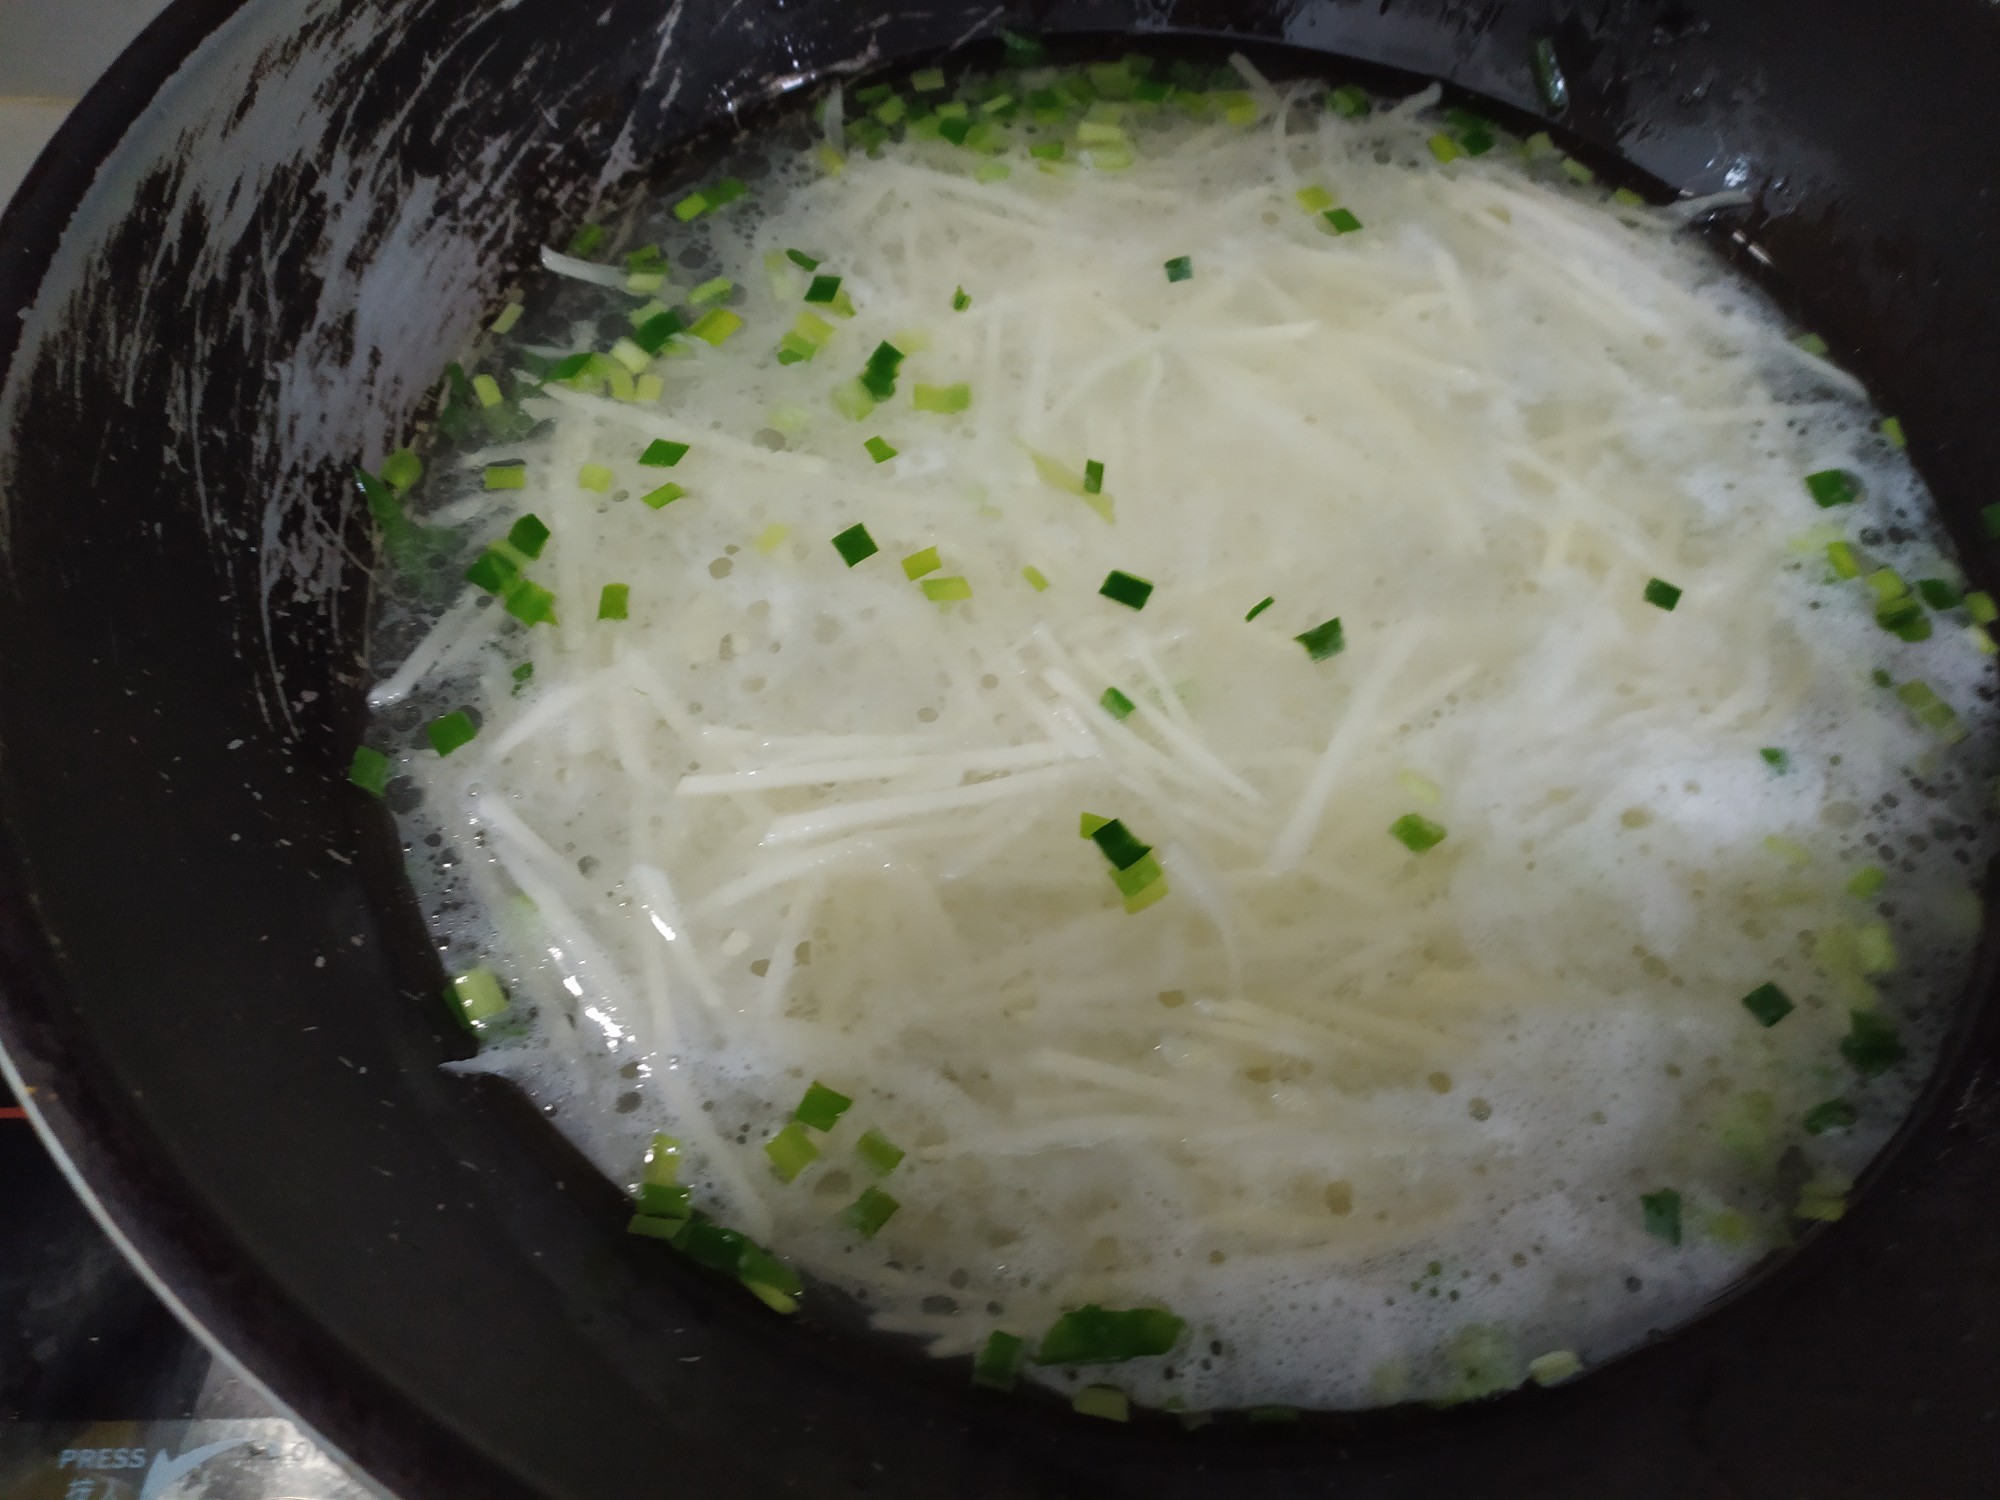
[[4, 1, 2000, 1496]]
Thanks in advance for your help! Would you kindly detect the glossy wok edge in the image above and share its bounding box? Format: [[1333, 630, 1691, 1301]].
[[4, 2, 2000, 1497]]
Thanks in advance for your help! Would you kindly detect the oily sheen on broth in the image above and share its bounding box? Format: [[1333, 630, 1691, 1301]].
[[360, 55, 1999, 1412]]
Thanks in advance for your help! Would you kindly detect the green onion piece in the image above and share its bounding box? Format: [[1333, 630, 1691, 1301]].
[[864, 435, 899, 464], [635, 1182, 691, 1220], [911, 67, 947, 93], [1805, 468, 1862, 508], [1028, 140, 1066, 161], [841, 1185, 900, 1238], [1073, 1387, 1130, 1422], [1323, 207, 1364, 234], [689, 276, 733, 305], [548, 352, 594, 385], [1917, 577, 1963, 609], [1295, 617, 1345, 660], [860, 341, 906, 399], [1759, 747, 1789, 772], [804, 274, 843, 304], [507, 513, 550, 559], [1803, 1098, 1858, 1135], [641, 482, 687, 510], [856, 1128, 905, 1175], [1611, 186, 1645, 206], [1865, 567, 1909, 604], [1076, 120, 1129, 148], [1164, 255, 1194, 282], [1640, 1188, 1682, 1246], [427, 710, 478, 756], [1329, 84, 1371, 117], [1079, 812, 1111, 837], [1530, 37, 1569, 112], [921, 575, 973, 602], [597, 583, 630, 621], [1099, 570, 1154, 610], [1389, 813, 1447, 853], [1460, 126, 1498, 156], [567, 223, 605, 256], [1527, 1350, 1581, 1386], [1855, 921, 1897, 974], [672, 191, 711, 222], [1296, 184, 1336, 213], [452, 967, 509, 1024], [1089, 818, 1152, 872], [609, 338, 650, 374], [1894, 679, 1968, 743], [348, 746, 392, 798], [688, 308, 744, 345], [764, 1123, 821, 1182], [472, 374, 503, 408], [633, 310, 685, 354], [484, 462, 527, 490], [901, 546, 942, 580], [638, 439, 690, 468], [708, 177, 747, 207], [833, 379, 877, 421], [972, 1331, 1025, 1391], [775, 332, 818, 365], [796, 1080, 854, 1130], [1878, 415, 1906, 449], [1245, 596, 1275, 622], [502, 578, 557, 627], [1826, 540, 1861, 579], [626, 1213, 682, 1242], [953, 286, 972, 311], [1100, 686, 1137, 721], [381, 448, 423, 492], [1559, 156, 1595, 185], [753, 522, 791, 555], [1110, 852, 1165, 899], [1428, 133, 1465, 163], [1036, 1304, 1185, 1364], [1966, 591, 1998, 624], [511, 662, 533, 694], [1215, 90, 1258, 127], [625, 271, 667, 296], [491, 300, 524, 335], [1123, 875, 1171, 914], [1875, 595, 1931, 642], [1023, 565, 1050, 592], [1795, 1175, 1849, 1223], [577, 462, 613, 493], [1643, 577, 1682, 611], [832, 524, 878, 567], [642, 1132, 683, 1185], [1083, 459, 1105, 495], [938, 116, 972, 146], [1740, 981, 1794, 1028], [464, 547, 518, 595], [1845, 864, 1887, 899], [1841, 1009, 1905, 1077], [1793, 331, 1830, 357], [872, 95, 907, 127], [912, 381, 972, 413]]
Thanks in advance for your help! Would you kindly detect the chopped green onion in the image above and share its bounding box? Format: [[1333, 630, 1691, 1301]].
[[1826, 540, 1862, 579], [1036, 1304, 1185, 1364], [713, 177, 750, 206], [1643, 577, 1682, 611], [1880, 416, 1906, 449], [1640, 1188, 1682, 1245], [1089, 818, 1152, 872], [510, 663, 534, 697], [911, 67, 947, 93], [860, 341, 906, 399], [1323, 207, 1364, 234], [952, 286, 972, 311], [1460, 126, 1498, 156], [566, 223, 605, 256], [1099, 570, 1154, 610], [912, 381, 972, 413], [491, 300, 524, 335], [1083, 459, 1105, 495], [502, 578, 557, 627], [753, 523, 791, 555], [856, 1128, 905, 1175], [1022, 565, 1050, 592], [632, 309, 685, 354], [1530, 37, 1569, 112], [1894, 679, 1968, 743], [841, 1185, 900, 1238], [1966, 590, 1998, 624], [1245, 596, 1275, 621], [507, 513, 550, 559], [938, 116, 972, 146], [1865, 567, 1909, 605], [1806, 468, 1862, 508], [1527, 1349, 1580, 1386], [1846, 864, 1887, 899], [1295, 617, 1345, 660], [577, 462, 613, 493], [427, 710, 477, 756], [689, 276, 733, 305], [1840, 1009, 1905, 1077], [1163, 255, 1193, 282], [795, 1081, 854, 1130], [1559, 156, 1595, 185], [1739, 981, 1794, 1028], [451, 967, 508, 1025], [1073, 1387, 1130, 1422], [1028, 140, 1066, 162], [688, 308, 744, 345], [609, 338, 651, 374], [597, 583, 630, 621], [832, 379, 877, 421], [1793, 331, 1830, 357], [921, 575, 973, 602], [625, 270, 667, 295], [635, 1181, 690, 1221], [1759, 747, 1789, 772], [1803, 1098, 1857, 1135], [1389, 813, 1447, 854], [1917, 577, 1963, 609], [1428, 133, 1465, 163], [348, 746, 391, 798], [472, 373, 504, 408], [1295, 184, 1336, 213], [1079, 812, 1111, 838], [1795, 1175, 1849, 1223], [484, 462, 527, 490], [642, 1132, 683, 1185], [1100, 686, 1137, 721], [1855, 921, 1897, 974], [626, 1212, 683, 1243], [902, 546, 942, 579], [972, 1330, 1025, 1391], [381, 447, 423, 492], [872, 95, 907, 127], [764, 1123, 821, 1182], [1329, 83, 1371, 117], [1111, 851, 1165, 899], [804, 274, 843, 304], [1611, 186, 1645, 207], [832, 524, 878, 567], [641, 482, 687, 510], [672, 191, 711, 221], [1876, 595, 1931, 642], [864, 435, 898, 464]]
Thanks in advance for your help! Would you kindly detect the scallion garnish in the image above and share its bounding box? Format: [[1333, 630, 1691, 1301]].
[[577, 463, 613, 493], [1245, 596, 1275, 622], [472, 373, 504, 408], [1805, 468, 1862, 508], [856, 1129, 905, 1175], [913, 382, 972, 413], [1560, 156, 1595, 185], [832, 524, 879, 566], [567, 223, 606, 256], [1802, 1098, 1857, 1135], [1879, 415, 1906, 449], [921, 575, 973, 602], [1323, 207, 1364, 234], [1639, 1188, 1682, 1246], [507, 513, 550, 559], [1295, 617, 1345, 660], [502, 579, 557, 627], [491, 301, 524, 335], [952, 286, 972, 311], [609, 338, 651, 374], [864, 435, 898, 463], [1826, 541, 1861, 579], [1101, 686, 1137, 720], [1966, 591, 1998, 624], [483, 462, 527, 491], [841, 1185, 900, 1238], [1083, 459, 1105, 495], [1036, 1304, 1185, 1364], [1916, 577, 1962, 609], [511, 662, 533, 693], [641, 482, 687, 510], [1428, 133, 1465, 163], [1295, 185, 1335, 213], [597, 583, 630, 621], [1894, 679, 1968, 743], [688, 308, 744, 345], [427, 710, 477, 756], [860, 341, 906, 400], [1389, 813, 1446, 853], [804, 274, 843, 304], [1329, 84, 1370, 118], [1164, 255, 1193, 282], [764, 1123, 821, 1182], [1845, 864, 1886, 899], [642, 1132, 682, 1185], [1840, 1009, 1905, 1077], [381, 448, 423, 492], [911, 67, 948, 93], [451, 967, 509, 1025], [901, 546, 942, 579], [1739, 981, 1794, 1028], [1643, 577, 1682, 611], [1793, 332, 1830, 357], [348, 746, 391, 798], [1073, 1388, 1131, 1422], [796, 1080, 854, 1130], [972, 1331, 1025, 1391], [632, 309, 685, 354], [1023, 565, 1050, 592], [1759, 747, 1789, 772], [1099, 570, 1154, 610]]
